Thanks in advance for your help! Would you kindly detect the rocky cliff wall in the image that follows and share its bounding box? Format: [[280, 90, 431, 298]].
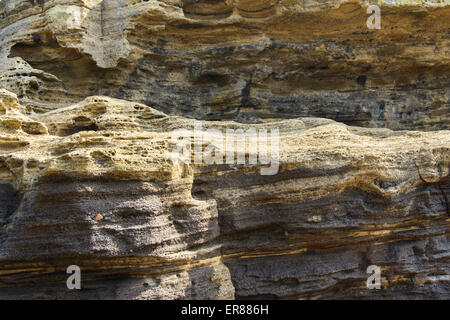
[[1, 0, 449, 129], [0, 0, 449, 299], [0, 89, 448, 299]]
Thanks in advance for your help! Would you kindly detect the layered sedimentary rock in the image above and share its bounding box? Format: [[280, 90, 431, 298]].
[[0, 0, 449, 300], [0, 0, 449, 129], [0, 89, 448, 299]]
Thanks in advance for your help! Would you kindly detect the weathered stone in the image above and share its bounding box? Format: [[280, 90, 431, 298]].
[[0, 91, 448, 299], [0, 0, 449, 300], [0, 1, 449, 129]]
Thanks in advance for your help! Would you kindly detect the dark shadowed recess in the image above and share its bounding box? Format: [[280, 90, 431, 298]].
[[0, 183, 22, 226]]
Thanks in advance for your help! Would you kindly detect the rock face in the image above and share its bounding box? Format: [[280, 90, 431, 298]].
[[0, 0, 449, 300], [0, 90, 448, 299], [1, 0, 449, 129]]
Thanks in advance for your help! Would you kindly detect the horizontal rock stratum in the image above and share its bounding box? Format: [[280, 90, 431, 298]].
[[1, 0, 449, 129], [0, 89, 448, 299], [0, 0, 449, 299]]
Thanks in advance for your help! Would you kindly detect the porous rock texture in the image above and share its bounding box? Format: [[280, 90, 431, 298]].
[[1, 0, 449, 129], [0, 0, 449, 300]]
